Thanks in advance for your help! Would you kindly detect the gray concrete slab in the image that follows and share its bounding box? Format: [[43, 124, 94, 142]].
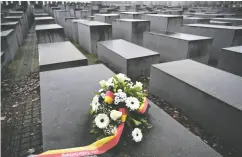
[[98, 39, 159, 79], [64, 17, 78, 39], [55, 10, 70, 27], [71, 19, 88, 41], [1, 21, 24, 47], [39, 41, 87, 71], [75, 10, 91, 19], [94, 14, 120, 24], [120, 12, 145, 19], [217, 45, 242, 77], [192, 13, 235, 18], [143, 31, 212, 64], [35, 24, 65, 44], [1, 29, 19, 63], [182, 24, 242, 65], [209, 20, 232, 26], [141, 14, 183, 32], [4, 16, 27, 36], [212, 18, 242, 26], [8, 11, 29, 31], [51, 7, 61, 19], [112, 19, 150, 46], [77, 21, 112, 54], [87, 16, 94, 21], [35, 16, 55, 25], [40, 64, 221, 156], [183, 17, 210, 24], [149, 59, 242, 154], [34, 13, 49, 17]]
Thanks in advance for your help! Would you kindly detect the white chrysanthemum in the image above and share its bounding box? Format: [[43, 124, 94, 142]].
[[95, 114, 110, 129], [110, 110, 122, 121], [114, 100, 119, 105], [99, 89, 104, 93], [114, 92, 127, 102], [134, 81, 143, 90], [100, 93, 105, 99], [106, 77, 114, 87], [99, 80, 106, 88], [91, 96, 100, 112], [125, 97, 140, 110], [132, 128, 143, 142]]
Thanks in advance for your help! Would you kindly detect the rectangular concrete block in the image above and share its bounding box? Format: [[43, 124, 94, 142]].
[[51, 7, 61, 18], [40, 64, 221, 157], [8, 11, 29, 32], [98, 39, 160, 79], [55, 10, 70, 27], [209, 20, 232, 26], [64, 17, 77, 39], [112, 19, 150, 46], [34, 13, 49, 17], [1, 21, 24, 46], [182, 24, 242, 65], [141, 14, 183, 32], [1, 29, 19, 63], [4, 16, 26, 36], [120, 12, 144, 19], [75, 10, 91, 19], [39, 41, 87, 71], [35, 17, 55, 25], [77, 21, 112, 54], [35, 24, 65, 44], [212, 18, 242, 26], [94, 14, 120, 24], [149, 59, 242, 154], [71, 19, 88, 42], [183, 17, 210, 24], [143, 32, 212, 64], [87, 16, 94, 21], [217, 46, 242, 77]]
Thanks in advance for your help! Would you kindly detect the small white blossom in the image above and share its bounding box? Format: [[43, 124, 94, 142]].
[[110, 110, 122, 121], [91, 96, 100, 112], [95, 114, 110, 129], [117, 89, 122, 93], [116, 73, 129, 82], [99, 80, 106, 88], [125, 97, 140, 111], [132, 128, 143, 142], [111, 126, 117, 135], [134, 81, 143, 90], [100, 93, 105, 99], [114, 100, 119, 105], [106, 77, 114, 87], [99, 89, 104, 93]]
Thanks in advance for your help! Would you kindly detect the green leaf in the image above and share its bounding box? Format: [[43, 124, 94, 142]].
[[131, 118, 142, 126], [90, 110, 94, 115], [90, 129, 96, 134]]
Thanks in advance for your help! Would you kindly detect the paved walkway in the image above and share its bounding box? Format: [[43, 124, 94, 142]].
[[1, 25, 42, 157]]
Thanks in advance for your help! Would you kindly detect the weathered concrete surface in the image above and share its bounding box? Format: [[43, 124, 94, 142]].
[[191, 13, 235, 18], [1, 21, 24, 46], [182, 24, 242, 65], [71, 19, 88, 42], [35, 24, 65, 44], [8, 11, 29, 33], [94, 14, 120, 24], [212, 18, 242, 26], [39, 41, 87, 71], [4, 16, 27, 37], [75, 10, 91, 19], [183, 17, 210, 24], [77, 21, 112, 54], [209, 20, 232, 26], [217, 46, 242, 77], [98, 39, 160, 79], [55, 10, 70, 27], [143, 31, 212, 64], [34, 13, 49, 17], [40, 64, 221, 156], [1, 29, 19, 64], [51, 7, 61, 19], [87, 16, 94, 21], [35, 17, 55, 25], [64, 17, 77, 39], [141, 14, 183, 32], [112, 19, 150, 46], [149, 59, 242, 154], [120, 12, 145, 19]]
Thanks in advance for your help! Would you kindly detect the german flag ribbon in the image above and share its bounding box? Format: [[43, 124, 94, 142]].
[[32, 98, 148, 157]]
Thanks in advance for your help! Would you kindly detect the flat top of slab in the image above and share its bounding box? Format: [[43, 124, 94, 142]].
[[193, 13, 235, 16], [148, 31, 212, 41], [95, 13, 119, 16], [116, 19, 149, 22], [153, 59, 242, 111], [1, 29, 13, 37], [35, 16, 54, 20], [212, 17, 242, 21], [39, 41, 87, 66], [77, 20, 111, 26], [210, 20, 232, 24], [55, 10, 68, 12], [51, 7, 61, 9], [223, 45, 242, 54], [99, 39, 159, 59], [184, 24, 242, 30], [1, 21, 19, 25], [184, 17, 210, 20], [65, 17, 77, 20], [40, 67, 221, 157], [120, 11, 145, 14], [34, 13, 49, 15], [145, 14, 183, 18], [4, 16, 22, 19], [35, 24, 63, 30], [9, 11, 24, 13], [71, 19, 88, 23]]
